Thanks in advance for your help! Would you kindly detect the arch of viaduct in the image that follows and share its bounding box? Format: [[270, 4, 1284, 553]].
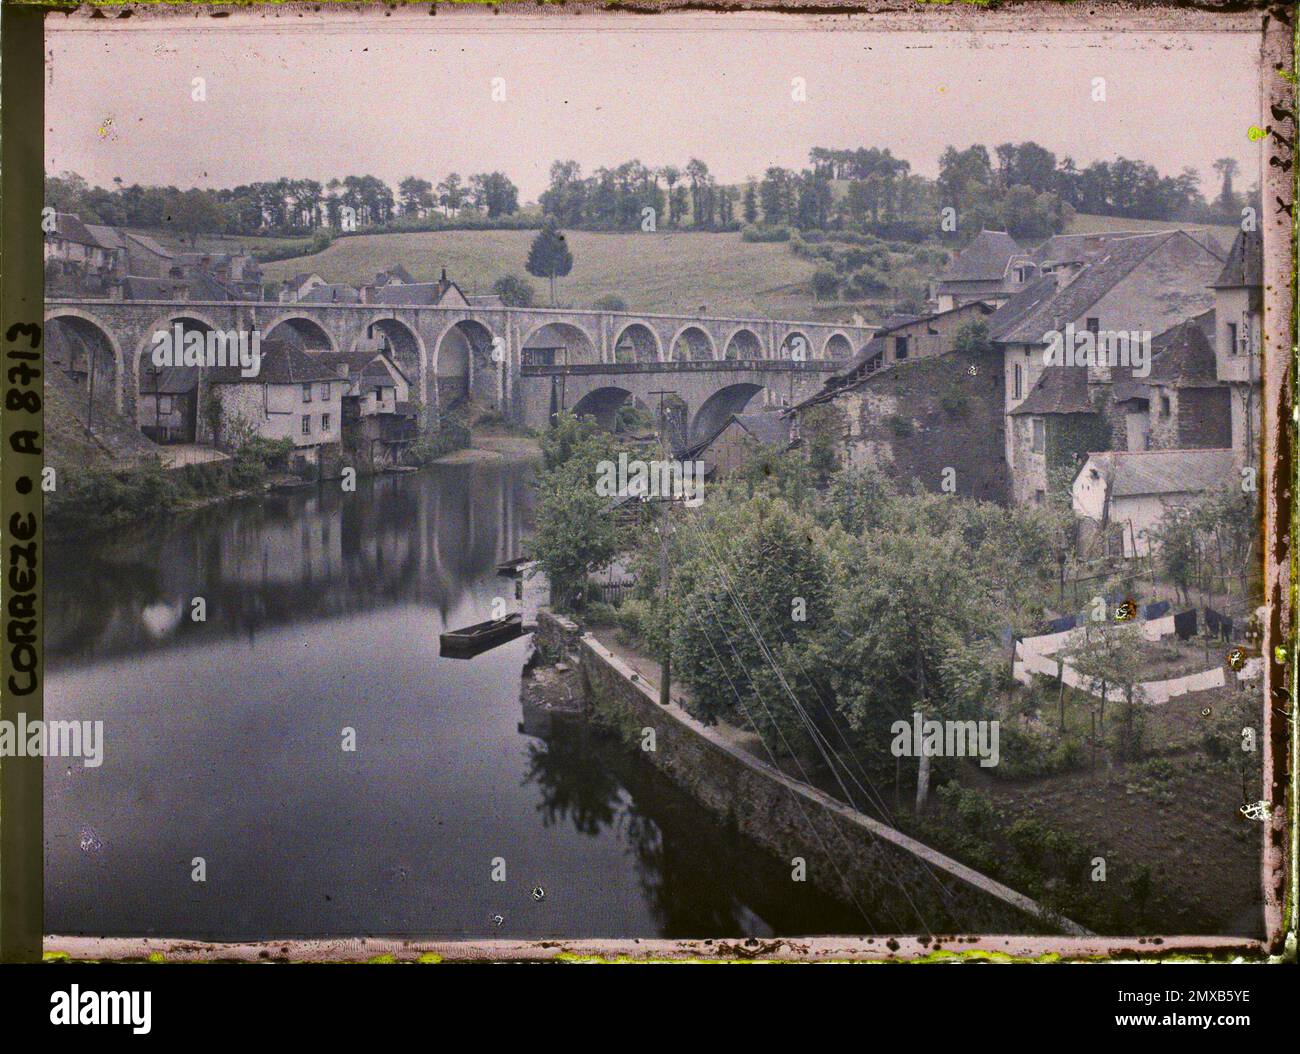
[[43, 298, 872, 434]]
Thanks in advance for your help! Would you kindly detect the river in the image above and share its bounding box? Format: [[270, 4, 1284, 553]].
[[43, 459, 876, 941]]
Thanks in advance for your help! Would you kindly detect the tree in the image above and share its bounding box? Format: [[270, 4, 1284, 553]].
[[526, 220, 574, 305], [1063, 624, 1147, 762], [492, 274, 535, 307], [165, 188, 225, 246], [822, 505, 999, 811], [669, 497, 832, 753], [742, 179, 759, 225], [811, 268, 839, 301], [1212, 157, 1240, 213], [398, 176, 434, 217], [437, 172, 466, 216]]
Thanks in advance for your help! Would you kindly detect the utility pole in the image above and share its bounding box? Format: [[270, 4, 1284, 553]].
[[649, 388, 678, 707]]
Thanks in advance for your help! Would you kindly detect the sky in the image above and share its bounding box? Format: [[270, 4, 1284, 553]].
[[45, 10, 1263, 203]]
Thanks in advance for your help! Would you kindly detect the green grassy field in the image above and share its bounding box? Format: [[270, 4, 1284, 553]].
[[1062, 212, 1240, 250], [245, 212, 1238, 321], [260, 229, 831, 319]]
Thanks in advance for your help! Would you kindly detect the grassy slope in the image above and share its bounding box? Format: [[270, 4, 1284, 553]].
[[260, 229, 825, 319], [238, 212, 1236, 320], [1063, 212, 1240, 250]]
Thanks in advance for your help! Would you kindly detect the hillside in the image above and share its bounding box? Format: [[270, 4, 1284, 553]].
[[261, 229, 831, 320], [227, 211, 1236, 322], [1062, 212, 1240, 249], [46, 364, 161, 470]]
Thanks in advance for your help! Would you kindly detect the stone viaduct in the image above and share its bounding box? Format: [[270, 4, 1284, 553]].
[[43, 298, 872, 443]]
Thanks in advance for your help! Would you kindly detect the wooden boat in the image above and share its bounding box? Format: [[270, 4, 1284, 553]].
[[439, 612, 524, 658]]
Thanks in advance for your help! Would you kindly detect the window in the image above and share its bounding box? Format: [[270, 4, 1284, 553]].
[[1031, 417, 1045, 453], [302, 384, 312, 403], [158, 395, 173, 415], [1160, 394, 1171, 417], [895, 336, 910, 360], [1034, 489, 1045, 506], [1085, 317, 1100, 335], [321, 413, 331, 433], [318, 382, 330, 401], [1013, 363, 1023, 401], [1226, 322, 1238, 355], [301, 415, 311, 436]]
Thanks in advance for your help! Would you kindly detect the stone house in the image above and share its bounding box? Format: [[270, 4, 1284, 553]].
[[207, 340, 347, 468], [1210, 229, 1263, 462], [1072, 448, 1237, 558], [838, 300, 996, 380], [991, 230, 1226, 504], [43, 213, 122, 294], [930, 230, 1024, 311], [137, 364, 200, 445], [365, 268, 470, 307], [280, 272, 329, 302], [1140, 311, 1232, 451]]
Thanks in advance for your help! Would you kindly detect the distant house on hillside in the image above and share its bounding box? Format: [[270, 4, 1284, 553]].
[[44, 212, 122, 295], [280, 272, 329, 303], [930, 229, 1023, 311], [364, 268, 470, 307]]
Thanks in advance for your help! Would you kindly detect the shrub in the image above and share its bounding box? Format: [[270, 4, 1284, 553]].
[[492, 274, 536, 307], [740, 224, 790, 243], [593, 294, 628, 312], [885, 413, 912, 438]]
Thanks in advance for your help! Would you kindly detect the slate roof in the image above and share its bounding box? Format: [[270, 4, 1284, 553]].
[[83, 223, 126, 251], [986, 274, 1060, 343], [368, 281, 450, 306], [939, 230, 1021, 282], [309, 350, 385, 379], [299, 283, 362, 304], [124, 232, 175, 260], [989, 232, 1176, 345], [209, 339, 339, 385], [1214, 229, 1263, 288], [1084, 448, 1237, 498], [1146, 310, 1221, 388], [732, 412, 795, 447], [122, 275, 186, 300], [139, 364, 201, 395], [1008, 365, 1095, 416], [47, 212, 100, 247], [685, 410, 794, 459]]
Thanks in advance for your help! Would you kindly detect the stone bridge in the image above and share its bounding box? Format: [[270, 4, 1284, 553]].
[[43, 298, 871, 432], [519, 360, 843, 446]]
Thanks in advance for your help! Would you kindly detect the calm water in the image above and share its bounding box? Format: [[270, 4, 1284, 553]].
[[44, 460, 873, 940]]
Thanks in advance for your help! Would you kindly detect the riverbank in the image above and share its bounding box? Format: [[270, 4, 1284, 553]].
[[536, 610, 1085, 937]]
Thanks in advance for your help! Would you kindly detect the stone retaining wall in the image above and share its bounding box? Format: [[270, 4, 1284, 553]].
[[538, 609, 1088, 936]]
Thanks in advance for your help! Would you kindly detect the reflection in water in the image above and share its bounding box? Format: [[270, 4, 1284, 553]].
[[45, 460, 876, 940]]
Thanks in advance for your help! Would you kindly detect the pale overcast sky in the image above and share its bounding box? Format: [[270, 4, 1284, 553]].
[[45, 10, 1262, 202]]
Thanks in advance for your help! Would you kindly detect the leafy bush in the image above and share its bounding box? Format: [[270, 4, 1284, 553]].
[[740, 224, 790, 243]]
